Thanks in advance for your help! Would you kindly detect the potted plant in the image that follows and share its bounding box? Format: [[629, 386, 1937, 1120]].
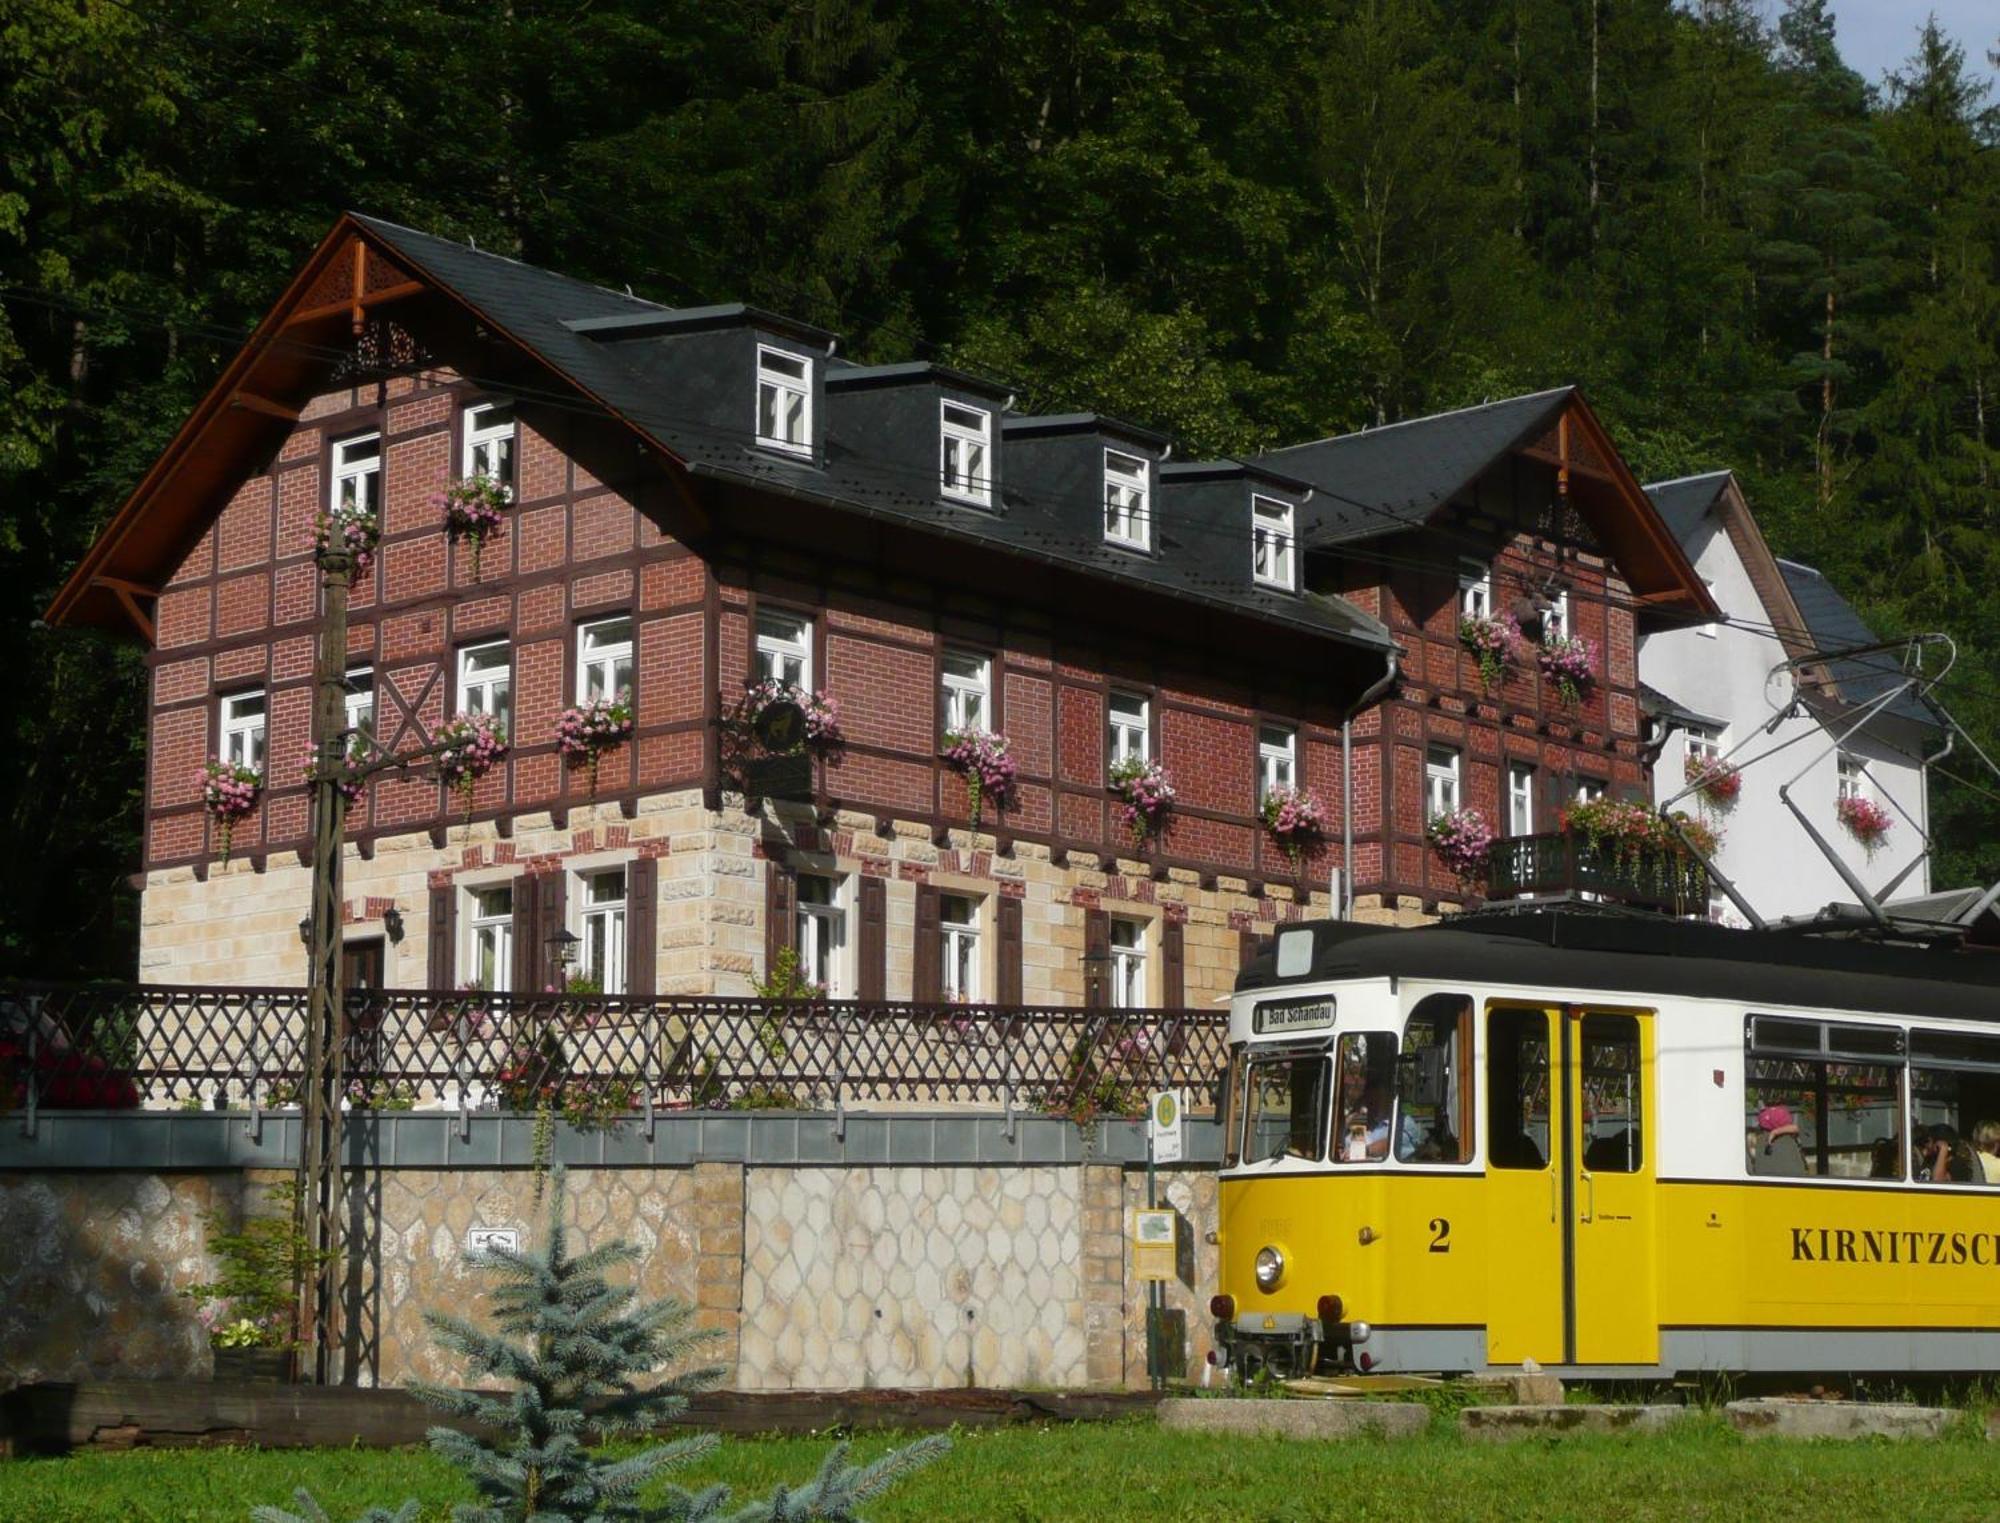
[[438, 473, 510, 579], [744, 677, 842, 750], [1536, 633, 1598, 708], [1684, 753, 1741, 811], [940, 728, 1017, 829], [1458, 612, 1525, 695], [435, 710, 509, 828], [314, 498, 380, 577], [184, 1180, 323, 1383], [1426, 805, 1494, 886], [1837, 794, 1893, 858], [1108, 757, 1175, 850], [556, 693, 635, 798], [1261, 785, 1328, 868], [199, 758, 263, 865]]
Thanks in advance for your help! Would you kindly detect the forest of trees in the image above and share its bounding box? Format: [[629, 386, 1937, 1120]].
[[2, 0, 1996, 977]]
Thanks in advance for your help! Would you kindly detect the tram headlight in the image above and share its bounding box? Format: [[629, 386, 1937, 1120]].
[[1254, 1245, 1285, 1291]]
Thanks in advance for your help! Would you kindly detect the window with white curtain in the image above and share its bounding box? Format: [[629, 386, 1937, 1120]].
[[330, 433, 381, 515], [1104, 450, 1149, 548], [578, 867, 627, 994], [1252, 496, 1295, 590], [576, 618, 634, 704], [462, 401, 516, 489], [457, 641, 512, 729], [1459, 560, 1492, 619], [755, 610, 812, 690], [1109, 691, 1149, 767], [940, 402, 992, 505], [1508, 762, 1535, 836], [756, 346, 811, 455], [342, 668, 374, 742], [1110, 918, 1148, 1009], [220, 691, 267, 771], [941, 650, 991, 733], [1425, 746, 1460, 818], [1259, 724, 1296, 803], [794, 874, 846, 995], [941, 894, 981, 1003], [465, 884, 513, 993]]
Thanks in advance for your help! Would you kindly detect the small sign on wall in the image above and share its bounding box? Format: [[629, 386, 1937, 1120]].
[[466, 1226, 520, 1256], [1147, 1089, 1185, 1164], [1133, 1208, 1178, 1281]]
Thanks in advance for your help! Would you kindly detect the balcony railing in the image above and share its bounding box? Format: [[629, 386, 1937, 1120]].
[[1485, 832, 1710, 915], [0, 985, 1229, 1119]]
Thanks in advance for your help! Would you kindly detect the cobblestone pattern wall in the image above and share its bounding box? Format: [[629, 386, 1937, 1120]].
[[2, 1158, 1219, 1394]]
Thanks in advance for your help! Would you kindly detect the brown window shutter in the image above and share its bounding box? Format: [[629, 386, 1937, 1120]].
[[997, 894, 1023, 1005], [1083, 908, 1110, 1009], [857, 874, 886, 1001], [427, 884, 455, 989], [626, 856, 658, 996], [1162, 917, 1185, 1009], [912, 884, 943, 1003], [510, 873, 537, 993], [765, 859, 795, 981], [535, 872, 566, 992]]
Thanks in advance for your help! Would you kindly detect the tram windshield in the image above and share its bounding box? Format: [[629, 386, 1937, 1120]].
[[1241, 1049, 1329, 1163]]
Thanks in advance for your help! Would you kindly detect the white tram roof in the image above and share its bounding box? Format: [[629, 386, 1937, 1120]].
[[1236, 909, 2000, 1026]]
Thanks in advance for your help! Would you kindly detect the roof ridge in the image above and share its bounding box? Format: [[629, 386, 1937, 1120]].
[[1642, 469, 1733, 490], [1270, 385, 1575, 454], [349, 211, 671, 314]]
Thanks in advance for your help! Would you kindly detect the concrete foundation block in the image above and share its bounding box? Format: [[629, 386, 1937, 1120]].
[[1464, 1372, 1566, 1405], [1157, 1398, 1429, 1440], [1461, 1404, 1692, 1441], [1726, 1399, 1953, 1440]]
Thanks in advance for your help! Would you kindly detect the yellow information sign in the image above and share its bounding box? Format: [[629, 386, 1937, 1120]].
[[1133, 1207, 1178, 1281]]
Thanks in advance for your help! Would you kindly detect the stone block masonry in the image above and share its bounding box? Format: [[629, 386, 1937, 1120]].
[[0, 1114, 1220, 1395]]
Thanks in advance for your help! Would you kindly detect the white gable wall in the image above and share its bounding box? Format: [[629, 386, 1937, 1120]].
[[1639, 511, 1930, 923]]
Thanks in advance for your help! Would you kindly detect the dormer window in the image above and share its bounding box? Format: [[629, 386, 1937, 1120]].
[[1104, 450, 1149, 549], [756, 346, 812, 456], [463, 401, 516, 491], [1252, 495, 1295, 590], [1458, 559, 1492, 619], [940, 402, 992, 506]]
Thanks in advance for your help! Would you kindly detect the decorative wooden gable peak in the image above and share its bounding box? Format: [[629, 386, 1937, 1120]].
[[285, 236, 423, 335]]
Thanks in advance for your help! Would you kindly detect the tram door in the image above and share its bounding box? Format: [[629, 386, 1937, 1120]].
[[1485, 1004, 1657, 1366]]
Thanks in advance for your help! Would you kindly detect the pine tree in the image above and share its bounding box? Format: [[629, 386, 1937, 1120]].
[[252, 1166, 946, 1523]]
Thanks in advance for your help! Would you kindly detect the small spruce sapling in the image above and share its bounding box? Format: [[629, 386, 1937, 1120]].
[[253, 1165, 945, 1522]]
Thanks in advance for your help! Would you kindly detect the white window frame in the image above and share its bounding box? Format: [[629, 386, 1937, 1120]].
[[1507, 761, 1536, 836], [576, 617, 634, 705], [220, 690, 267, 771], [457, 640, 512, 728], [941, 650, 991, 734], [1458, 560, 1492, 619], [1258, 723, 1296, 804], [1544, 590, 1571, 642], [1110, 917, 1148, 1009], [464, 883, 514, 993], [1251, 495, 1295, 590], [1108, 691, 1150, 767], [755, 609, 813, 691], [1697, 580, 1718, 638], [1576, 778, 1608, 804], [1425, 745, 1460, 819], [330, 432, 381, 516], [941, 893, 982, 1003], [755, 345, 812, 456], [1838, 754, 1867, 802], [1686, 726, 1721, 769], [794, 874, 847, 997], [342, 667, 374, 742], [577, 866, 627, 995], [940, 401, 992, 506], [462, 401, 517, 492], [1103, 449, 1150, 550]]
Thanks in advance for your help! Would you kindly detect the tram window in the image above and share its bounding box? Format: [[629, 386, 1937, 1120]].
[[1333, 1031, 1401, 1162], [1745, 1015, 1903, 1180], [1487, 1008, 1551, 1170], [1221, 1047, 1247, 1168], [1241, 1051, 1329, 1163], [1910, 1030, 2000, 1185], [1579, 1013, 1643, 1174], [1397, 995, 1472, 1164]]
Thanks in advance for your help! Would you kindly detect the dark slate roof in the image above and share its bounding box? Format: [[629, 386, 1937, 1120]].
[[1642, 471, 1732, 551], [1258, 388, 1574, 548], [1638, 681, 1712, 731], [1776, 558, 1941, 729], [351, 215, 1394, 655]]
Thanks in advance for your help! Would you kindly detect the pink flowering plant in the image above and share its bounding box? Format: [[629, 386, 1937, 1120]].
[[1683, 752, 1742, 810], [1837, 794, 1893, 857], [314, 498, 380, 578], [435, 710, 510, 826], [1109, 756, 1176, 849], [1426, 805, 1494, 883], [556, 692, 635, 797], [302, 734, 369, 808], [1458, 612, 1526, 694], [200, 758, 263, 865], [1261, 785, 1328, 867], [1537, 634, 1598, 707], [746, 677, 842, 749], [438, 473, 510, 579], [941, 728, 1017, 829]]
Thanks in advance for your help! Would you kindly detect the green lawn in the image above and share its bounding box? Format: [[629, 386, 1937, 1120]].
[[4, 1416, 1998, 1522]]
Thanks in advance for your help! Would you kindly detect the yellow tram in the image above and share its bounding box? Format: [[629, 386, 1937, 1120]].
[[1211, 910, 2000, 1380]]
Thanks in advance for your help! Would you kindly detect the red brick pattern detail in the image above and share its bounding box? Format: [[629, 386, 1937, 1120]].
[[719, 610, 749, 690], [216, 573, 268, 638], [1059, 791, 1103, 843], [518, 582, 566, 636], [1162, 707, 1252, 815], [453, 593, 512, 637], [157, 587, 212, 649], [168, 526, 216, 587], [151, 705, 209, 807], [272, 563, 316, 627], [155, 658, 210, 706], [518, 505, 567, 574], [826, 751, 931, 814], [1003, 673, 1052, 775], [638, 730, 701, 789], [300, 388, 355, 423], [517, 640, 564, 740], [1164, 814, 1254, 872], [383, 533, 449, 604], [641, 556, 700, 611], [572, 493, 636, 562], [385, 433, 450, 537], [518, 419, 567, 502], [572, 568, 634, 612], [276, 467, 320, 557], [268, 685, 313, 788], [380, 611, 443, 666], [213, 644, 267, 685], [1057, 687, 1103, 787], [216, 478, 273, 573], [828, 635, 932, 754], [150, 812, 204, 863], [387, 392, 451, 438]]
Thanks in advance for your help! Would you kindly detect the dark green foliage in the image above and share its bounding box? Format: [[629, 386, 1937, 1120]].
[[255, 1166, 945, 1522], [8, 0, 2000, 960]]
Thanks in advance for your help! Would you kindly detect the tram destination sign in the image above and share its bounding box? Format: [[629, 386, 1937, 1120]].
[[1254, 996, 1336, 1035]]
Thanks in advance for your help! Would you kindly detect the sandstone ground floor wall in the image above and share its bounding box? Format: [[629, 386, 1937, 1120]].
[[0, 1114, 1219, 1394]]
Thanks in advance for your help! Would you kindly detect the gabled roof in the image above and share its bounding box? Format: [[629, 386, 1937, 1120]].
[[1643, 470, 1732, 549], [1261, 388, 1715, 617], [1778, 560, 1942, 729], [49, 213, 1396, 658], [1263, 388, 1574, 544]]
